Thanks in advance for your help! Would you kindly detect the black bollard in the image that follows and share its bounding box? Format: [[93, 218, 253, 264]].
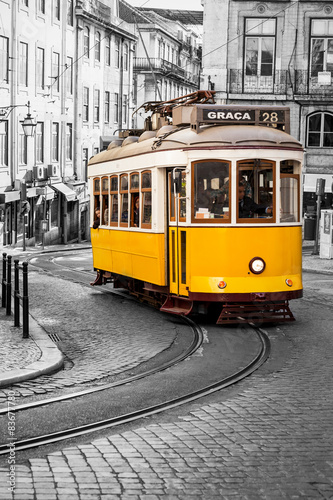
[[14, 260, 20, 327], [22, 262, 29, 338], [6, 255, 12, 316], [2, 253, 7, 308]]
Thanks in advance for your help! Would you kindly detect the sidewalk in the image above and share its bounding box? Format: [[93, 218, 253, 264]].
[[0, 242, 91, 389], [0, 240, 332, 390]]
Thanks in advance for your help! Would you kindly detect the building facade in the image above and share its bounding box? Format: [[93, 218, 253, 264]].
[[0, 0, 135, 247], [119, 4, 202, 129], [201, 0, 333, 210]]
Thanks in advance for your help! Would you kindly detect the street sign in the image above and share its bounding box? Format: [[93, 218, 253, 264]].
[[316, 178, 326, 196]]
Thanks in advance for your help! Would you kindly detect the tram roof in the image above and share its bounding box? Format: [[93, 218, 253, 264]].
[[88, 124, 303, 167]]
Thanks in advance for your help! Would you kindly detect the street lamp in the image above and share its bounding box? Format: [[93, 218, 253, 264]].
[[21, 101, 37, 137]]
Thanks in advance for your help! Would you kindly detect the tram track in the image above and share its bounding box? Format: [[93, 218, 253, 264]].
[[0, 251, 271, 457], [0, 315, 204, 415], [0, 326, 270, 456]]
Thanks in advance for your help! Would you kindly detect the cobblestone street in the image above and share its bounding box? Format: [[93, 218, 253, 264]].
[[0, 251, 332, 499]]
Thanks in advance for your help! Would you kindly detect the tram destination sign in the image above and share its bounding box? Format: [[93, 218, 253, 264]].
[[190, 105, 289, 133]]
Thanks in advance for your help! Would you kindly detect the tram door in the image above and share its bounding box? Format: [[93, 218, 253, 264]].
[[168, 169, 189, 297]]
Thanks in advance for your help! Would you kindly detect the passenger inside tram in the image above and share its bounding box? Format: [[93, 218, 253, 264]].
[[238, 182, 272, 218]]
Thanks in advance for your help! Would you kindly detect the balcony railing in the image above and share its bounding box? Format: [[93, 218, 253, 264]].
[[229, 70, 288, 95], [134, 58, 186, 79], [295, 70, 333, 97], [76, 0, 111, 18]]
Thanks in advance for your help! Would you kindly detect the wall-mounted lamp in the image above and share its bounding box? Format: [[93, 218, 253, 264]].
[[21, 102, 37, 137], [0, 101, 37, 136]]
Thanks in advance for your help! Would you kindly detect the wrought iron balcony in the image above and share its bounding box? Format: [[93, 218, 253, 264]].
[[134, 58, 185, 79], [76, 0, 111, 18], [295, 70, 333, 97], [229, 69, 288, 95]]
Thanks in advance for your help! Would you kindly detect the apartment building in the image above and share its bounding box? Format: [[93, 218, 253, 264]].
[[201, 0, 333, 210], [119, 3, 202, 129], [0, 0, 135, 247]]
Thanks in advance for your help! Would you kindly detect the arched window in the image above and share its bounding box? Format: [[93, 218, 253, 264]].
[[84, 27, 90, 57], [95, 31, 101, 62], [307, 112, 333, 147]]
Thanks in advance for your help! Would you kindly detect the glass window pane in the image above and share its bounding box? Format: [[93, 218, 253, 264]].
[[121, 194, 128, 223], [94, 178, 100, 193], [312, 20, 327, 36], [111, 176, 118, 192], [193, 161, 230, 220], [142, 171, 151, 189], [142, 192, 151, 225], [111, 194, 118, 223], [324, 113, 333, 131], [130, 173, 139, 190], [280, 177, 299, 222], [246, 38, 258, 75], [309, 114, 322, 132], [311, 39, 324, 75], [323, 132, 333, 147], [102, 178, 108, 192], [261, 38, 273, 75], [238, 161, 273, 220], [120, 175, 128, 191], [262, 19, 275, 35], [308, 132, 321, 147]]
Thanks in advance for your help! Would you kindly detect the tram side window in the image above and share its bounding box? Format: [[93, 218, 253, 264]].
[[142, 170, 151, 229], [93, 177, 100, 225], [280, 161, 300, 223], [193, 160, 230, 221], [130, 173, 140, 228], [237, 160, 274, 221], [101, 177, 109, 225], [120, 174, 128, 226], [280, 175, 299, 222], [110, 176, 118, 226]]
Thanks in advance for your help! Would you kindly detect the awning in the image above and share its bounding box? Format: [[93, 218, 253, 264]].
[[27, 186, 55, 201], [51, 183, 76, 202], [0, 190, 20, 203], [303, 174, 333, 193]]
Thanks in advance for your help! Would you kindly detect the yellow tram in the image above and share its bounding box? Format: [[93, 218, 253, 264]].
[[88, 94, 303, 324]]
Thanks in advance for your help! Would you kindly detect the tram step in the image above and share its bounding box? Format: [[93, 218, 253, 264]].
[[160, 296, 193, 316]]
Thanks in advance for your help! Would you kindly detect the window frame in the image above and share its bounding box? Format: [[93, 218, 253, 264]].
[[94, 89, 100, 123], [280, 173, 300, 223], [51, 122, 59, 162], [84, 27, 90, 58], [130, 173, 140, 228], [237, 159, 276, 224], [120, 173, 129, 227], [36, 47, 45, 90], [141, 170, 152, 229], [83, 87, 89, 122], [19, 41, 28, 87], [93, 177, 101, 225], [191, 159, 231, 224], [0, 36, 9, 83], [101, 176, 109, 226], [110, 175, 119, 227], [36, 122, 44, 164], [307, 111, 333, 148], [95, 31, 101, 62]]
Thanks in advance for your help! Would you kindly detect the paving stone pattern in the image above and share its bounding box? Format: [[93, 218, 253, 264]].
[[0, 295, 333, 499], [0, 269, 178, 402], [0, 312, 41, 372]]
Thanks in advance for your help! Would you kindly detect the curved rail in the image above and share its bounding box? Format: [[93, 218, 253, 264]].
[[0, 327, 270, 455], [0, 316, 203, 416]]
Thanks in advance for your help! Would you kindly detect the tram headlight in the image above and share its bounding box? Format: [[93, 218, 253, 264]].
[[249, 257, 265, 275]]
